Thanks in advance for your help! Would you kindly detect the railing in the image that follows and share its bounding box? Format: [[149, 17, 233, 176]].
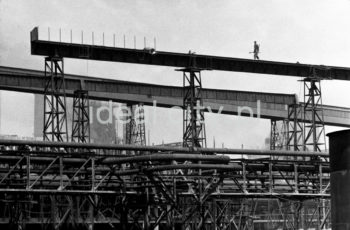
[[32, 26, 157, 50]]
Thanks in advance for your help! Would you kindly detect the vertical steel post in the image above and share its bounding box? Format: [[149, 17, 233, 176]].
[[294, 164, 298, 193], [26, 155, 30, 190], [243, 163, 247, 193], [269, 163, 273, 193]]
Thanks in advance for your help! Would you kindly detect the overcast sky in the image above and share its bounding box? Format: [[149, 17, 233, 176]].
[[1, 0, 350, 148]]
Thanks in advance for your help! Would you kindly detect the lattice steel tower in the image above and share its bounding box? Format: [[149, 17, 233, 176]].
[[286, 103, 304, 151], [71, 90, 90, 143], [43, 56, 68, 142], [178, 53, 207, 148], [302, 67, 328, 152]]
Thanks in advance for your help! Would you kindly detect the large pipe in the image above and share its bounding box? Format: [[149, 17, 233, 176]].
[[328, 129, 350, 229], [102, 154, 230, 164], [0, 139, 329, 157], [143, 164, 237, 173]]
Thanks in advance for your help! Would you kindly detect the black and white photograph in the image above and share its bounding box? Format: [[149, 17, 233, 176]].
[[0, 0, 349, 229]]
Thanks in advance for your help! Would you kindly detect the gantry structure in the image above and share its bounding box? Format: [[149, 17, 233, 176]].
[[1, 27, 350, 229]]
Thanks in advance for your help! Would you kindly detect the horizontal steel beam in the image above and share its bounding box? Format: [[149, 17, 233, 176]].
[[1, 66, 350, 127], [30, 27, 350, 80], [102, 153, 230, 164]]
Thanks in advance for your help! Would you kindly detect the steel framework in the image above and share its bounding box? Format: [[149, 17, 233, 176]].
[[28, 27, 340, 229], [0, 140, 330, 230], [286, 104, 304, 151], [179, 53, 207, 148], [71, 90, 90, 143], [43, 57, 68, 142], [302, 68, 327, 152], [302, 68, 329, 229]]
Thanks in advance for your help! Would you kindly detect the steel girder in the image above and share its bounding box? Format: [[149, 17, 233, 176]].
[[30, 27, 350, 81]]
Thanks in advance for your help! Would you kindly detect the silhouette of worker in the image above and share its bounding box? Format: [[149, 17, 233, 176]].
[[253, 41, 260, 60]]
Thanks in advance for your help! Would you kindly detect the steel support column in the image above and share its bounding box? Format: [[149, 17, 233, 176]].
[[43, 56, 68, 142], [286, 104, 303, 151], [72, 90, 90, 143], [178, 53, 206, 148], [303, 76, 326, 152]]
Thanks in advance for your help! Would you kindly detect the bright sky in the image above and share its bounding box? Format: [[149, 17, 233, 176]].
[[0, 0, 350, 148]]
